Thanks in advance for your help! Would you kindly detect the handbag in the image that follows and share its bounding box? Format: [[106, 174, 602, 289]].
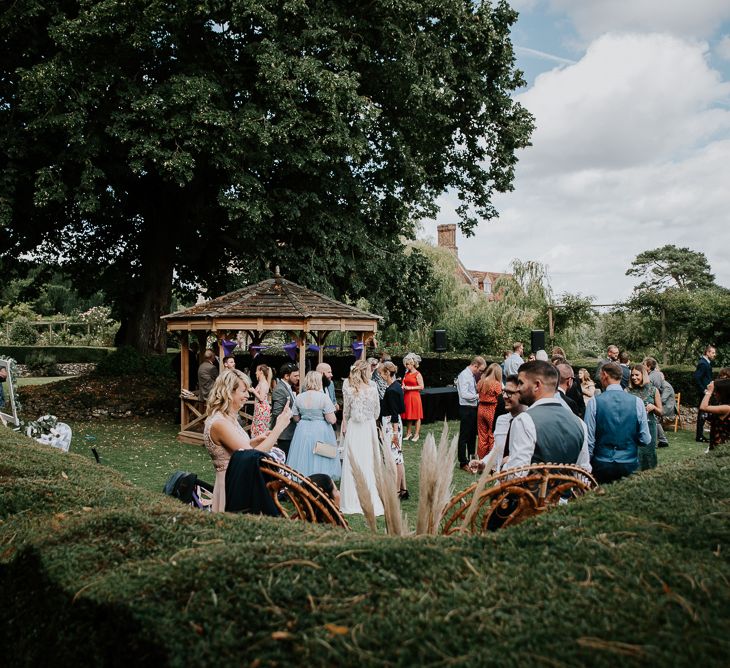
[[313, 441, 337, 459]]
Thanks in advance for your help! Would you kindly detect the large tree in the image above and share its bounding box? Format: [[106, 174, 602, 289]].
[[1, 0, 533, 353], [626, 244, 716, 293]]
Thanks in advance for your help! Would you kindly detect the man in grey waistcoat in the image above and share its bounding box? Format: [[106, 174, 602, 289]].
[[506, 360, 590, 472]]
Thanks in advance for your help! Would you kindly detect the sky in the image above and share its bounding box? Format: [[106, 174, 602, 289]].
[[420, 0, 730, 304]]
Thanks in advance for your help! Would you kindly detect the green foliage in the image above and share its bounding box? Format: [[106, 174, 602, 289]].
[[0, 0, 534, 354], [0, 302, 38, 324], [1, 427, 728, 666], [8, 317, 38, 345], [24, 350, 61, 377], [0, 346, 115, 364], [627, 244, 716, 292], [96, 346, 174, 378]]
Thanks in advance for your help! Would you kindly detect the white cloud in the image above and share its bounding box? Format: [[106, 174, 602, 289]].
[[422, 33, 730, 303], [517, 33, 730, 172], [717, 34, 730, 61], [550, 0, 730, 40]]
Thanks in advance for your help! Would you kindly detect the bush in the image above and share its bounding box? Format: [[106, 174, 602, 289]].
[[2, 429, 730, 666], [8, 317, 38, 345], [0, 346, 115, 364], [24, 350, 61, 377], [96, 346, 175, 378]]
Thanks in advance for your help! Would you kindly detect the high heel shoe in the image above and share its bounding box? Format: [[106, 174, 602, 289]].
[[398, 489, 410, 501], [403, 434, 412, 441], [411, 434, 419, 443]]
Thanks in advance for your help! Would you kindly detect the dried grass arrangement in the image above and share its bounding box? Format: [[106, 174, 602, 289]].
[[349, 454, 378, 532], [372, 437, 405, 536], [415, 422, 457, 535]]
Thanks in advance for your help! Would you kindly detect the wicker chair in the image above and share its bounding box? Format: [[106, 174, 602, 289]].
[[441, 463, 597, 535], [258, 459, 350, 530]]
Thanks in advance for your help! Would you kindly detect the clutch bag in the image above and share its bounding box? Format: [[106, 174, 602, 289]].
[[313, 441, 337, 459]]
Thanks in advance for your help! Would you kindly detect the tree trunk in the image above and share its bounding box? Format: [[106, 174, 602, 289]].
[[117, 197, 176, 355]]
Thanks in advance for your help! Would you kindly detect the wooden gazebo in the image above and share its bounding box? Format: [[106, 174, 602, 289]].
[[161, 271, 381, 444]]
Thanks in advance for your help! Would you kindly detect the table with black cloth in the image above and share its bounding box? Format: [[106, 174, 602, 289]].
[[419, 387, 460, 424]]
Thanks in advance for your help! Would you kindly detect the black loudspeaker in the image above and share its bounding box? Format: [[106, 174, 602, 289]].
[[531, 330, 545, 352], [433, 329, 447, 352]]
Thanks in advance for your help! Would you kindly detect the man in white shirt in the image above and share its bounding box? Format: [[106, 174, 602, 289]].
[[506, 361, 591, 473], [469, 374, 526, 473], [503, 342, 524, 376], [456, 356, 486, 471]]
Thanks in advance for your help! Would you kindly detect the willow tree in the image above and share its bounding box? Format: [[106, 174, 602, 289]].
[[1, 0, 534, 353]]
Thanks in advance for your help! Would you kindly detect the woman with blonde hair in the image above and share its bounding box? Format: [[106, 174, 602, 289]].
[[627, 363, 662, 470], [204, 369, 292, 512], [401, 352, 424, 442], [578, 368, 596, 407], [476, 362, 503, 458], [339, 359, 384, 515], [286, 371, 340, 479], [250, 364, 273, 437]]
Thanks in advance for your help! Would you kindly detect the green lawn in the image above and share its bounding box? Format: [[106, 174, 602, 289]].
[[16, 376, 73, 387], [66, 416, 703, 533]]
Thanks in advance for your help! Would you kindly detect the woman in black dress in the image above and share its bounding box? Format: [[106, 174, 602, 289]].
[[700, 379, 730, 449], [379, 361, 408, 500]]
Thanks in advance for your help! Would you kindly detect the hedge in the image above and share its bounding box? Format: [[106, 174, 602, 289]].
[[0, 345, 115, 364], [2, 429, 729, 666]]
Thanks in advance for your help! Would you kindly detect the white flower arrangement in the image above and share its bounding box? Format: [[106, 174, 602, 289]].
[[24, 414, 73, 452]]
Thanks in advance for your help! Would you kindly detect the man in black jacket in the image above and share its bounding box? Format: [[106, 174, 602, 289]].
[[694, 345, 716, 442]]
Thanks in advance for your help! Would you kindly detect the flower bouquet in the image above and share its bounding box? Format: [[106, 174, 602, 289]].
[[24, 414, 73, 452]]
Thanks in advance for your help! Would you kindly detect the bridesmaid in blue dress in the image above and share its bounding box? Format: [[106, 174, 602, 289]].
[[286, 371, 341, 480]]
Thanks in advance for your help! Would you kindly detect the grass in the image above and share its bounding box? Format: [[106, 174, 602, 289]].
[[65, 416, 702, 533], [1, 423, 728, 667], [16, 376, 73, 387]]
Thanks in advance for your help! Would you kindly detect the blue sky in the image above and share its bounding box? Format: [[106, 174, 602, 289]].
[[421, 0, 730, 303]]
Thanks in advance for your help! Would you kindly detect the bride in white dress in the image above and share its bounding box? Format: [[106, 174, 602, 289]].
[[339, 360, 385, 515]]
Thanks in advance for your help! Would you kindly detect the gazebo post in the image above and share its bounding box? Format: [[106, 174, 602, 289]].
[[298, 331, 306, 378], [216, 331, 224, 370], [359, 332, 366, 360], [180, 332, 190, 430]]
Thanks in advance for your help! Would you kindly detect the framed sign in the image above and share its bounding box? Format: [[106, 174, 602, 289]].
[[0, 358, 20, 427]]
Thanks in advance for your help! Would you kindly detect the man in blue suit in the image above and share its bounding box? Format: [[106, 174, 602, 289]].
[[693, 345, 716, 443], [585, 362, 651, 484]]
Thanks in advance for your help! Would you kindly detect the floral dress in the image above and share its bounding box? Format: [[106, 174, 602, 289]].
[[627, 384, 657, 470], [251, 380, 271, 437]]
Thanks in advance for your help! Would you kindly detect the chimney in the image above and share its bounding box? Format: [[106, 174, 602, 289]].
[[437, 224, 458, 255]]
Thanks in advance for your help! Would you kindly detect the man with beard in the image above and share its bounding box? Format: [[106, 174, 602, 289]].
[[316, 362, 339, 413], [506, 361, 590, 472], [469, 374, 526, 473]]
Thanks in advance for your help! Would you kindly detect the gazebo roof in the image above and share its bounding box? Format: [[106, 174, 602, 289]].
[[161, 275, 381, 332]]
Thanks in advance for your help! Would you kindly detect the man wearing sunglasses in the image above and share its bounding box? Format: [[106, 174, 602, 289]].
[[469, 374, 526, 474]]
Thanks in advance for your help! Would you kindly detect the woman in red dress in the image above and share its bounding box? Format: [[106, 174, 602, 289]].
[[477, 363, 503, 458], [401, 353, 424, 442], [700, 379, 730, 449]]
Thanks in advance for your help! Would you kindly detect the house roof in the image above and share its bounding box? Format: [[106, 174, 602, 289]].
[[161, 275, 381, 332]]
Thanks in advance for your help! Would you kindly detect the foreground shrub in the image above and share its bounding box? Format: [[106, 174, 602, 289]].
[[1, 429, 729, 666]]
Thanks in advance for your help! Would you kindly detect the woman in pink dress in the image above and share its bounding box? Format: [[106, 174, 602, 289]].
[[401, 352, 424, 442], [250, 364, 273, 437], [204, 369, 292, 512]]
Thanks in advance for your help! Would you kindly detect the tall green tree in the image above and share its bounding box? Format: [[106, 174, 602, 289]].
[[626, 244, 716, 292], [0, 0, 533, 353]]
